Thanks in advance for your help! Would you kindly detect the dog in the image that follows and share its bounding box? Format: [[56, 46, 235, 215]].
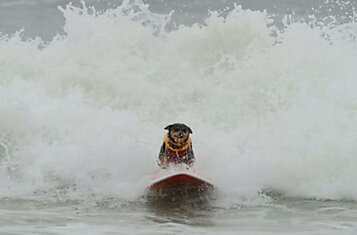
[[158, 123, 195, 168]]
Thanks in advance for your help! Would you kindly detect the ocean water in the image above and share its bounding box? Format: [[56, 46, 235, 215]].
[[1, 0, 357, 234]]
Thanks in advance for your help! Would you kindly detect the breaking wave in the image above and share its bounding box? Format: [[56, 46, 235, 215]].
[[0, 0, 357, 205]]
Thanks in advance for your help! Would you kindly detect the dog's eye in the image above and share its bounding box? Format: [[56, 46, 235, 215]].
[[173, 128, 180, 132], [182, 129, 188, 133]]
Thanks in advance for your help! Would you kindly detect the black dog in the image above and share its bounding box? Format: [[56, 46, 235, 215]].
[[158, 123, 195, 168]]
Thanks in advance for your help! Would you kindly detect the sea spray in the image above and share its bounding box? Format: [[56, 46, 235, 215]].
[[0, 1, 356, 205]]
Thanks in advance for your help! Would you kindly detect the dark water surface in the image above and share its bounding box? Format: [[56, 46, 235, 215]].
[[1, 197, 357, 234]]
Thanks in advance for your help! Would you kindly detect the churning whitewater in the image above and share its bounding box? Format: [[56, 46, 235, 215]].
[[0, 1, 357, 206]]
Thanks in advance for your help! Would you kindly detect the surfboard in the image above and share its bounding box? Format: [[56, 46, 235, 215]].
[[147, 166, 214, 197]]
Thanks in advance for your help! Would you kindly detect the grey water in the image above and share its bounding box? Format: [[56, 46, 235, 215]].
[[0, 0, 355, 40], [1, 197, 357, 234]]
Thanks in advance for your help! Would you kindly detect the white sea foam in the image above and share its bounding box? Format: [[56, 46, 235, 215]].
[[0, 1, 356, 204]]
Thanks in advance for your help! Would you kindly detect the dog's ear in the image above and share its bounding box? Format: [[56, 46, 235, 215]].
[[187, 127, 193, 134], [164, 124, 172, 131]]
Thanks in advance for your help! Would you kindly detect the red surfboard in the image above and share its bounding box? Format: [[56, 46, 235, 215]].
[[147, 166, 214, 197]]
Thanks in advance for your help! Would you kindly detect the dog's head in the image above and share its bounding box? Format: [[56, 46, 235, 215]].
[[165, 123, 192, 146]]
